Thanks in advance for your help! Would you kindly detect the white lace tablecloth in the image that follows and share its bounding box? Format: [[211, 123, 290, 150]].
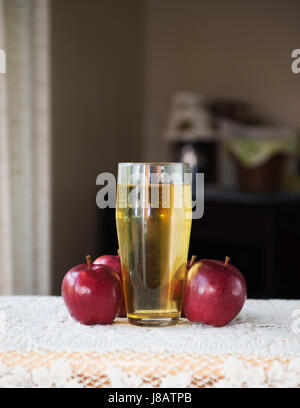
[[0, 296, 300, 388]]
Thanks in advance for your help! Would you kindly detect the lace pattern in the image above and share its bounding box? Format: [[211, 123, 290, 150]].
[[0, 297, 299, 387]]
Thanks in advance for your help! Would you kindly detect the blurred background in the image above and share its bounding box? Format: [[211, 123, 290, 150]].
[[0, 0, 300, 297]]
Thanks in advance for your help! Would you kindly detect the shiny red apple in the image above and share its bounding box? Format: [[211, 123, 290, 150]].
[[62, 255, 122, 325], [183, 257, 247, 327], [94, 253, 126, 317]]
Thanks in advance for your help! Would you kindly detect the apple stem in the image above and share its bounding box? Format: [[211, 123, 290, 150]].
[[86, 255, 92, 269], [190, 255, 197, 268], [225, 256, 230, 266]]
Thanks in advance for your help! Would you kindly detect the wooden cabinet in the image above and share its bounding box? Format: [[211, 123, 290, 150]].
[[190, 190, 300, 298], [102, 190, 300, 299]]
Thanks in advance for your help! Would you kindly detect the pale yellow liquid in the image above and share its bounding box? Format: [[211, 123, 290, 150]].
[[116, 184, 192, 325]]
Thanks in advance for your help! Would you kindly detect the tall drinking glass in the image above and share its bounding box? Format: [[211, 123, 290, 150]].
[[116, 163, 192, 327]]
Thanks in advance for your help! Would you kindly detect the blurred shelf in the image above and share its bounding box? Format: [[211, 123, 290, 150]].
[[191, 188, 300, 299], [205, 186, 300, 205]]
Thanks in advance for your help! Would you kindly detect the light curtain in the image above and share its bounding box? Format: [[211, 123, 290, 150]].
[[0, 0, 51, 294]]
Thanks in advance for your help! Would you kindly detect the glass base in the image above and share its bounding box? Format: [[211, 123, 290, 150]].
[[128, 315, 179, 327]]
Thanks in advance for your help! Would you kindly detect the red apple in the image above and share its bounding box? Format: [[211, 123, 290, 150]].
[[94, 254, 126, 317], [183, 257, 247, 327], [62, 255, 122, 325]]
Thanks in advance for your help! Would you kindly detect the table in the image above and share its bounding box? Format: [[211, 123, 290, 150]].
[[0, 297, 299, 387]]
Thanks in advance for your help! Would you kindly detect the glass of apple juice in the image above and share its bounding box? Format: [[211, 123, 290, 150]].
[[116, 163, 192, 327]]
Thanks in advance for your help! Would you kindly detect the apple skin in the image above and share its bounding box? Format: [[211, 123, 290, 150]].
[[62, 263, 122, 325], [94, 255, 126, 317], [94, 255, 121, 276], [183, 259, 247, 327]]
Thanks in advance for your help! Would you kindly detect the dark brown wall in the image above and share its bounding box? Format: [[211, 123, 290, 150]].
[[51, 0, 143, 293], [143, 0, 300, 160], [51, 0, 300, 294]]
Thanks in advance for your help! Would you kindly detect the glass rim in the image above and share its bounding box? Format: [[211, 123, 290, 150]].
[[118, 162, 190, 170], [117, 162, 191, 185]]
